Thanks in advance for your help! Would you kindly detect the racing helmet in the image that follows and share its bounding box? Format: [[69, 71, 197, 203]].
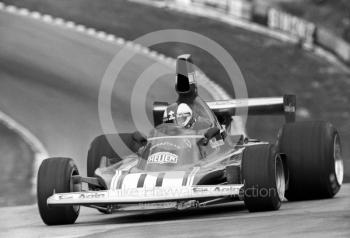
[[176, 103, 196, 128]]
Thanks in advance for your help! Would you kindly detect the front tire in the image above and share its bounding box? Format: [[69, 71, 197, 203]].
[[242, 144, 285, 212], [278, 121, 343, 200], [37, 157, 80, 225]]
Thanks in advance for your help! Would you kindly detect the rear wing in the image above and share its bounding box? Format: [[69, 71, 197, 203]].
[[206, 95, 296, 123], [153, 95, 296, 127]]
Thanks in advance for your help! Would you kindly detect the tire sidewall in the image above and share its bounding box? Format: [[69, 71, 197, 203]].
[[242, 144, 284, 211], [37, 157, 80, 225]]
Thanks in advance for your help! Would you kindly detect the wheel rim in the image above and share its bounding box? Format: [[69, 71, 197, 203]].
[[275, 155, 285, 201], [334, 134, 344, 185]]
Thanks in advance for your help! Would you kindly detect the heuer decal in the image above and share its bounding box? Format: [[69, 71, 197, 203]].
[[147, 152, 178, 164], [79, 193, 105, 199]]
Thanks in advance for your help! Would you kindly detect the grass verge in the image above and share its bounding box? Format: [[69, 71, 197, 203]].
[[0, 122, 35, 206]]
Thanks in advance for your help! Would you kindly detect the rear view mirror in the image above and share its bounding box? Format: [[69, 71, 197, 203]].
[[205, 127, 220, 140], [200, 127, 220, 145]]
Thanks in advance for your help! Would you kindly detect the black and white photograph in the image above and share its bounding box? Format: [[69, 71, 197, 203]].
[[0, 0, 349, 237]]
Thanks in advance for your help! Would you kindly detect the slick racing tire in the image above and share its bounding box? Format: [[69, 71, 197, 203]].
[[87, 133, 146, 186], [37, 157, 80, 225], [278, 121, 343, 201], [242, 144, 286, 212]]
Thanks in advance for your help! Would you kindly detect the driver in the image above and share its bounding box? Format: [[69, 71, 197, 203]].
[[161, 54, 216, 130], [163, 102, 212, 130], [171, 103, 195, 128]]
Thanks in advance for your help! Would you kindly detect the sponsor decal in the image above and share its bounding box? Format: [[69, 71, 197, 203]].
[[214, 186, 237, 192], [268, 8, 316, 48], [162, 110, 175, 122], [192, 185, 241, 195], [150, 141, 182, 150], [147, 152, 178, 164], [168, 110, 175, 120], [209, 138, 224, 148], [79, 193, 105, 199], [58, 194, 73, 200], [192, 187, 209, 193], [149, 139, 192, 150]]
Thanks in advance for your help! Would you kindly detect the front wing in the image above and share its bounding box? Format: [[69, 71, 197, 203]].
[[47, 184, 243, 205]]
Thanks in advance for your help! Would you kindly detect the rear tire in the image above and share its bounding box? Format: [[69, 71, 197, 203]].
[[242, 144, 285, 212], [37, 157, 80, 225], [278, 121, 343, 200]]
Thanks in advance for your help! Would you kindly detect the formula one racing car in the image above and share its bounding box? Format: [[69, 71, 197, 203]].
[[37, 54, 344, 225]]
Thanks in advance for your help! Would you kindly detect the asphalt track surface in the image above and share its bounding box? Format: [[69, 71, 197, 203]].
[[0, 10, 213, 172], [0, 184, 349, 237], [0, 8, 350, 238]]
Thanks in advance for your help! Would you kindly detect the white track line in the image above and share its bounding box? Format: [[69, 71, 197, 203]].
[[0, 2, 234, 195]]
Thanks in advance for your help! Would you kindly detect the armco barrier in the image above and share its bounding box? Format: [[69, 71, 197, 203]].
[[316, 27, 350, 65], [191, 0, 228, 13], [190, 0, 251, 20]]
